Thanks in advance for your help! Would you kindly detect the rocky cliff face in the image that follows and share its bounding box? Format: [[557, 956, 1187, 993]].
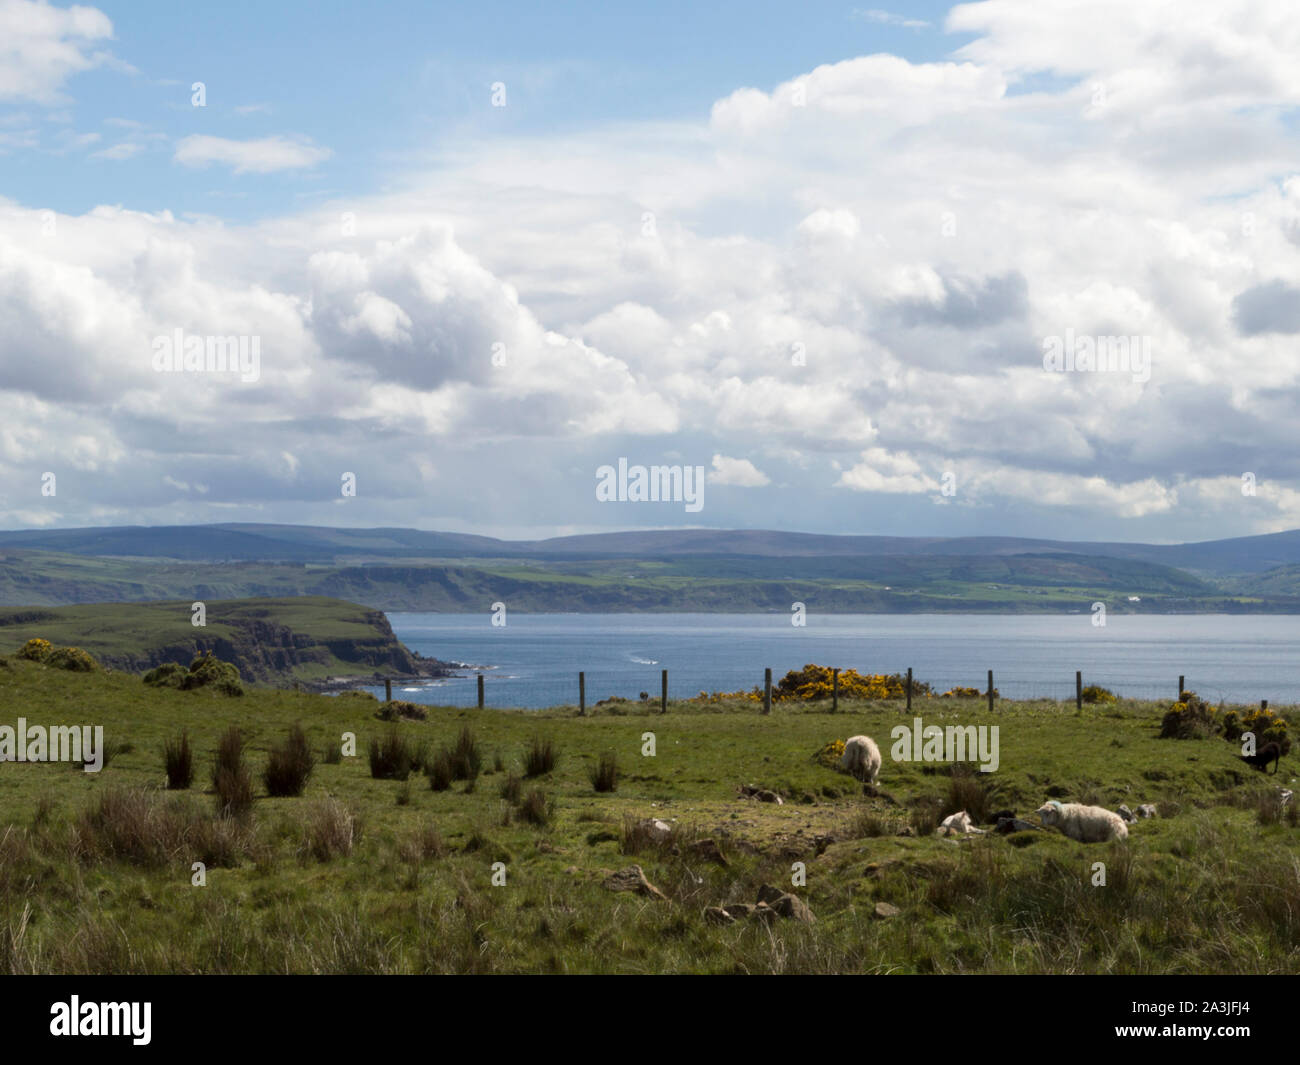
[[93, 610, 452, 686]]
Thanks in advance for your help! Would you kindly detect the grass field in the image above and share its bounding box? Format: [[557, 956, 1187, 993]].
[[0, 654, 1297, 974]]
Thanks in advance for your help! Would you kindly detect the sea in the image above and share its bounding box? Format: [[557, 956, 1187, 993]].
[[351, 613, 1300, 710]]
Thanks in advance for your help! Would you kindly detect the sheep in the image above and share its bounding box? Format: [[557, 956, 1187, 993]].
[[937, 810, 985, 836], [840, 735, 881, 785], [1240, 741, 1282, 774], [1035, 800, 1129, 843]]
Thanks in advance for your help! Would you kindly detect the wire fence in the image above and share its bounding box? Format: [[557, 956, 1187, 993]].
[[356, 667, 1289, 712]]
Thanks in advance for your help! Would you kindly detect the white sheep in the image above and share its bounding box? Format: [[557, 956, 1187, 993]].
[[1035, 800, 1129, 843], [840, 735, 882, 785], [937, 810, 985, 836]]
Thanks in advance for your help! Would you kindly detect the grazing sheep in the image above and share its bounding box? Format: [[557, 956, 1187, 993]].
[[1036, 800, 1129, 843], [840, 735, 881, 785], [1240, 741, 1282, 774]]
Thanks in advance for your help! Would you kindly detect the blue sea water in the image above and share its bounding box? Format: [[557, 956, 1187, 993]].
[[356, 613, 1300, 710]]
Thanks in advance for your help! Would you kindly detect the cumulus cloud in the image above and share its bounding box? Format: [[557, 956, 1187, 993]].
[[708, 454, 770, 487], [2, 0, 1300, 539], [0, 0, 115, 104]]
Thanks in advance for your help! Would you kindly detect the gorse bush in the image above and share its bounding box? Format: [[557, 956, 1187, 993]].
[[18, 638, 53, 662], [1160, 692, 1219, 740], [144, 652, 243, 696], [1081, 685, 1117, 704], [263, 724, 315, 798], [1222, 707, 1291, 756], [45, 646, 99, 672], [696, 664, 934, 704], [163, 731, 193, 790]]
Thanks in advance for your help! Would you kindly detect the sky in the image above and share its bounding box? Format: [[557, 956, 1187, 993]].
[[1, 0, 1299, 544]]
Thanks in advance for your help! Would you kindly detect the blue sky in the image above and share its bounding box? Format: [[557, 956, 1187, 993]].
[[10, 2, 971, 221], [2, 1, 1300, 543]]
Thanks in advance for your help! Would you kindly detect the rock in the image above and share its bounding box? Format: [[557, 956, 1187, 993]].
[[1137, 804, 1159, 818], [874, 901, 901, 919], [768, 892, 815, 924], [1280, 790, 1294, 808], [757, 789, 783, 804], [896, 826, 915, 837], [752, 902, 777, 923], [704, 906, 735, 926], [996, 816, 1039, 834], [603, 865, 666, 900], [722, 903, 755, 920], [638, 818, 672, 842], [1116, 804, 1135, 822], [688, 838, 728, 865], [756, 884, 785, 905], [563, 865, 579, 875]]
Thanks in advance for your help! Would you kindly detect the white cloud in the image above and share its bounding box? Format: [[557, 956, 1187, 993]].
[[0, 0, 115, 104], [708, 454, 770, 487], [173, 134, 331, 174]]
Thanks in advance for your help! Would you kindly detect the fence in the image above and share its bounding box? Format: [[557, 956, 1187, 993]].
[[373, 669, 1273, 712]]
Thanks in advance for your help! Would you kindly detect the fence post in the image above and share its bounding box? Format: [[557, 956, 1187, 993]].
[[763, 668, 772, 715], [1075, 670, 1082, 710], [385, 676, 392, 702], [906, 667, 912, 712], [1178, 675, 1184, 699], [661, 669, 668, 714], [987, 669, 995, 713], [579, 671, 585, 716], [1261, 699, 1268, 711], [832, 668, 839, 714], [477, 673, 484, 709]]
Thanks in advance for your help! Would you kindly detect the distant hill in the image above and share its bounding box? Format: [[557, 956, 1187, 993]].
[[1, 523, 1298, 613], [2, 522, 1299, 574]]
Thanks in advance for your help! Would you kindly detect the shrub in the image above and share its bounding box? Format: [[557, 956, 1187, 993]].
[[523, 736, 557, 778], [850, 810, 893, 838], [163, 731, 193, 790], [518, 789, 551, 827], [944, 764, 992, 824], [46, 646, 99, 672], [812, 739, 846, 768], [588, 752, 618, 793], [18, 638, 52, 662], [1223, 707, 1291, 756], [181, 651, 244, 696], [375, 699, 428, 722], [369, 728, 414, 781], [449, 726, 482, 781], [1081, 685, 1117, 704], [263, 724, 315, 797], [398, 823, 446, 862], [320, 741, 342, 765], [1160, 693, 1219, 739], [212, 727, 253, 819], [909, 797, 942, 837], [143, 662, 187, 687]]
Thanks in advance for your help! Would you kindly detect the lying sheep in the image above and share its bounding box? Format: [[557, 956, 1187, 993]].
[[1035, 800, 1129, 843], [840, 735, 881, 785], [937, 810, 985, 836]]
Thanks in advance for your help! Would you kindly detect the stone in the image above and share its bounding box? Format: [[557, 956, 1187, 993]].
[[722, 903, 755, 920], [1116, 804, 1136, 822], [768, 892, 815, 924], [996, 816, 1040, 834], [1137, 804, 1159, 818], [873, 901, 901, 919], [688, 838, 728, 865], [704, 906, 735, 926], [603, 865, 666, 900], [756, 884, 784, 905]]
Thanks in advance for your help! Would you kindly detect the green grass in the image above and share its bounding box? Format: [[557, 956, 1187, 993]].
[[0, 654, 1297, 973]]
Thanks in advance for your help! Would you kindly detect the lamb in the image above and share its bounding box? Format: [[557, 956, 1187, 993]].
[[1240, 741, 1282, 774], [1035, 800, 1129, 843], [937, 810, 985, 836], [840, 735, 882, 785]]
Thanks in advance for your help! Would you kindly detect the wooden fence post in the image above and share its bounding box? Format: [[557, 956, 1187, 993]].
[[987, 669, 995, 713], [832, 668, 839, 713], [579, 671, 585, 716], [384, 676, 392, 702], [1075, 670, 1082, 710], [477, 673, 484, 709], [906, 667, 912, 712], [763, 668, 772, 715], [661, 669, 668, 714], [1261, 699, 1268, 711], [1179, 675, 1185, 699]]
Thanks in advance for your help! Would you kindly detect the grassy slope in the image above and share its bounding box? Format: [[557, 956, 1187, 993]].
[[0, 597, 426, 684], [0, 656, 1296, 974]]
